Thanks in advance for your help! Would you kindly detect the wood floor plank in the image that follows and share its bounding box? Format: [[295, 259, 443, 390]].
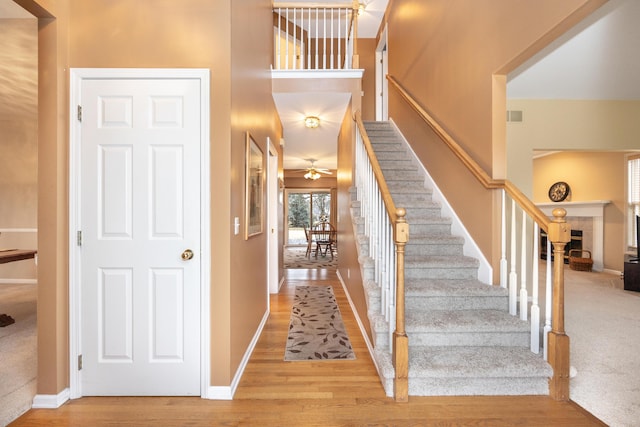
[[10, 269, 606, 426]]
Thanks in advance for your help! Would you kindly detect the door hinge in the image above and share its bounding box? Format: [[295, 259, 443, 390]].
[[77, 230, 82, 246], [78, 354, 83, 371], [77, 105, 82, 122]]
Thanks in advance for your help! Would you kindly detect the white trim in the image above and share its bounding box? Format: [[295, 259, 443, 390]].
[[203, 309, 270, 400], [271, 69, 364, 79], [268, 139, 280, 294], [0, 228, 37, 233], [68, 68, 211, 399], [388, 119, 493, 284], [32, 388, 70, 409], [0, 278, 37, 284]]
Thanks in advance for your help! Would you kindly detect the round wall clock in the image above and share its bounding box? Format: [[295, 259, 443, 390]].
[[548, 181, 570, 202]]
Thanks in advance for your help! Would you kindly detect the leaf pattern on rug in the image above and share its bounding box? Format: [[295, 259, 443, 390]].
[[285, 285, 355, 361]]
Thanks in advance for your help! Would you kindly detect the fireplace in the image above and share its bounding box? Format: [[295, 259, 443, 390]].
[[540, 229, 583, 264], [535, 200, 610, 272]]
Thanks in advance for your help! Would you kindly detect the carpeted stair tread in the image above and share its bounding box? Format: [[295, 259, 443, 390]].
[[408, 346, 552, 379], [405, 309, 530, 333]]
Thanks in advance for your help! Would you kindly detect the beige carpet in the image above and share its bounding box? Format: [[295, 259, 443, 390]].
[[0, 283, 37, 427], [563, 265, 640, 427]]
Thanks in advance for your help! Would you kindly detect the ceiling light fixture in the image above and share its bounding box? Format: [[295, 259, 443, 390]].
[[358, 2, 366, 16], [304, 170, 321, 180], [304, 116, 320, 129]]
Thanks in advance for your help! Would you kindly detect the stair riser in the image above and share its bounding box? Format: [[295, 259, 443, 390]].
[[375, 151, 411, 160], [379, 160, 418, 170], [407, 378, 550, 396], [406, 296, 508, 311], [406, 267, 477, 280], [407, 332, 529, 348], [406, 244, 463, 256], [409, 223, 452, 235]]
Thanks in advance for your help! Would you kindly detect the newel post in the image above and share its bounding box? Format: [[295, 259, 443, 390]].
[[393, 208, 409, 402], [547, 208, 571, 401]]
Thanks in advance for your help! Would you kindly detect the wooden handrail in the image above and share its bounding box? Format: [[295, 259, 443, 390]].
[[387, 74, 571, 401], [387, 75, 551, 232], [354, 110, 399, 225], [354, 110, 409, 402]]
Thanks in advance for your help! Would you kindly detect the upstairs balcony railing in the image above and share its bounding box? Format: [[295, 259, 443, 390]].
[[273, 2, 359, 71]]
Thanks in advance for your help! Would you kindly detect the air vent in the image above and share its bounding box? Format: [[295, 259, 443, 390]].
[[507, 110, 523, 123]]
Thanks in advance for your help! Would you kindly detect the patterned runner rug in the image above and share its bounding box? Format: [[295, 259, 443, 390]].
[[283, 247, 337, 269], [285, 286, 355, 361]]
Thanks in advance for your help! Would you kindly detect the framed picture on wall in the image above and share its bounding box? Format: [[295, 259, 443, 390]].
[[245, 132, 264, 239]]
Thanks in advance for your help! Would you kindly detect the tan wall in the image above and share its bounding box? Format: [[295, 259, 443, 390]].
[[385, 0, 606, 279], [336, 103, 371, 340], [30, 0, 282, 394], [507, 99, 640, 195], [0, 18, 38, 281], [358, 38, 376, 121], [533, 151, 628, 271]]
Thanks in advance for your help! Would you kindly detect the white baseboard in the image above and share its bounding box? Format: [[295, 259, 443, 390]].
[[0, 278, 37, 285], [32, 388, 70, 409], [202, 308, 270, 400]]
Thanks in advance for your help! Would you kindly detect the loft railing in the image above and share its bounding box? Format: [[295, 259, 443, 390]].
[[387, 75, 572, 402], [354, 110, 409, 402], [272, 2, 359, 71]]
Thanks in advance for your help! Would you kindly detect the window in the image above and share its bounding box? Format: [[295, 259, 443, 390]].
[[628, 154, 640, 252], [285, 190, 332, 245]]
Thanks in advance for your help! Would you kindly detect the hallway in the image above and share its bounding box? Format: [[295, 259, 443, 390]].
[[10, 268, 604, 426]]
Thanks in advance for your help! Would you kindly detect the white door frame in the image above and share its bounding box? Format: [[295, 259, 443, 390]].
[[267, 139, 281, 294], [375, 24, 389, 121], [68, 68, 211, 399]]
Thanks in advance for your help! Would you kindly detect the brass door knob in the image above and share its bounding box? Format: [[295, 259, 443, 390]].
[[181, 249, 194, 261]]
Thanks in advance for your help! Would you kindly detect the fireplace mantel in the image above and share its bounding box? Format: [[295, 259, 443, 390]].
[[536, 200, 610, 271]]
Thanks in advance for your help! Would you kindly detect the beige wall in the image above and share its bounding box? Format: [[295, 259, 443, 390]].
[[507, 99, 640, 195], [533, 151, 628, 271], [0, 18, 38, 281], [29, 0, 283, 395], [358, 38, 377, 121], [384, 0, 607, 280]]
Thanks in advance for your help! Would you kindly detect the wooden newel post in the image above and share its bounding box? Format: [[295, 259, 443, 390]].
[[393, 208, 409, 402], [547, 208, 571, 401]]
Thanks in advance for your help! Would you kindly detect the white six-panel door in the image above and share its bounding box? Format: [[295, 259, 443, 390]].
[[78, 76, 202, 395]]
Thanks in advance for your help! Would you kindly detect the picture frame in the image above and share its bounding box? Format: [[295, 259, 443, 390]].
[[245, 132, 264, 239]]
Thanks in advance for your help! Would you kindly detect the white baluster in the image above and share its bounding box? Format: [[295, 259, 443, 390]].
[[315, 8, 319, 69], [307, 8, 311, 69], [500, 190, 507, 288], [520, 210, 528, 321], [285, 8, 289, 70], [544, 238, 552, 361], [323, 9, 326, 69], [330, 8, 334, 69], [531, 222, 540, 353], [277, 8, 281, 69], [509, 199, 518, 315]]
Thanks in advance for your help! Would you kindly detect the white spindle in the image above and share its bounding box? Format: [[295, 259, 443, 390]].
[[520, 210, 528, 321], [315, 8, 319, 69], [500, 190, 507, 288], [306, 8, 311, 69], [293, 8, 297, 70], [285, 8, 290, 69], [337, 8, 341, 69], [323, 9, 326, 69], [509, 199, 518, 315], [531, 222, 540, 353], [330, 8, 334, 69], [277, 8, 281, 69], [544, 238, 552, 361]]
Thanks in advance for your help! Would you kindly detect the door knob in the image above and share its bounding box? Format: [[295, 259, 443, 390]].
[[181, 249, 194, 261]]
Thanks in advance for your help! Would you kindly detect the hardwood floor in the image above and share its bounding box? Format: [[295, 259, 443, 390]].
[[10, 269, 606, 426]]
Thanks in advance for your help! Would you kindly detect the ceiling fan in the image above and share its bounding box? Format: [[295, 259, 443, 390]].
[[294, 159, 332, 180]]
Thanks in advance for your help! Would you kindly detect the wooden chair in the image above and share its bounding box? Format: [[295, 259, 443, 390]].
[[311, 222, 337, 259], [304, 226, 312, 257]]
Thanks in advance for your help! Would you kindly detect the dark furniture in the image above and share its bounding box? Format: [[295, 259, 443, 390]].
[[0, 249, 37, 264], [624, 255, 640, 292]]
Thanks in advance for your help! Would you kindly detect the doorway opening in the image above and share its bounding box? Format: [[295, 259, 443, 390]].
[[285, 189, 332, 246]]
